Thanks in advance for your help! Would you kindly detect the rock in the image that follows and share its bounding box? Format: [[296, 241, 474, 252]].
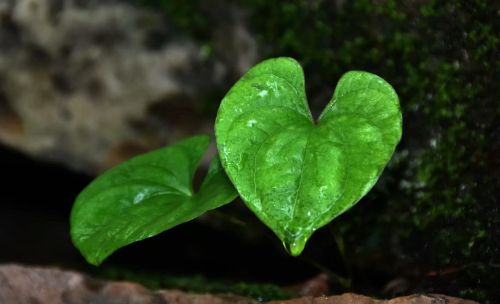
[[0, 264, 256, 304], [158, 290, 256, 304], [267, 293, 480, 304], [0, 0, 259, 174], [284, 273, 330, 297], [63, 281, 166, 304], [0, 264, 480, 304], [205, 1, 259, 79]]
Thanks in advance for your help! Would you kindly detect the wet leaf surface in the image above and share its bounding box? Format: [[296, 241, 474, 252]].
[[215, 58, 402, 255], [71, 135, 237, 265]]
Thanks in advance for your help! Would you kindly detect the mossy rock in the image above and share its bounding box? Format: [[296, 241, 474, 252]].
[[134, 1, 499, 302]]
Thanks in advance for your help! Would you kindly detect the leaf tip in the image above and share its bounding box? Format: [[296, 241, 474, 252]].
[[71, 238, 106, 266], [86, 257, 103, 267], [283, 232, 310, 257]]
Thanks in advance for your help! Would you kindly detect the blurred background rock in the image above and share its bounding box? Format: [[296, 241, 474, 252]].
[[0, 0, 258, 172], [0, 0, 498, 303]]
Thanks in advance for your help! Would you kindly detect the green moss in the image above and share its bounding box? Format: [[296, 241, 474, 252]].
[[132, 0, 499, 301], [241, 1, 499, 301], [136, 0, 209, 41], [97, 267, 292, 301]]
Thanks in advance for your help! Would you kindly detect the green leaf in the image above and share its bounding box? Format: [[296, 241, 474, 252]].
[[70, 135, 238, 265], [215, 57, 402, 256]]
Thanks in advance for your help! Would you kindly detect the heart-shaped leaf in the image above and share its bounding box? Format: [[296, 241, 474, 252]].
[[215, 57, 402, 256], [70, 135, 238, 265]]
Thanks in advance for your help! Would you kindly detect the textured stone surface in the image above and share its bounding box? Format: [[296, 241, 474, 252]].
[[0, 264, 255, 304], [0, 0, 258, 173], [268, 293, 480, 304], [285, 273, 330, 297], [0, 264, 480, 304]]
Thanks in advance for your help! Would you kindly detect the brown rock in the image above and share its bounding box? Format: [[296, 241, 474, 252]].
[[0, 264, 479, 304], [0, 264, 85, 304], [268, 293, 480, 304], [0, 264, 256, 304], [384, 294, 480, 304], [268, 293, 376, 304], [158, 290, 256, 304], [285, 273, 330, 297]]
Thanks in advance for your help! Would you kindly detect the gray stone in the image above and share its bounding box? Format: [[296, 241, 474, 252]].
[[0, 0, 258, 173]]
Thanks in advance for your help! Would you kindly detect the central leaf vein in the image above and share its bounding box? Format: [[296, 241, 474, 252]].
[[290, 128, 314, 223]]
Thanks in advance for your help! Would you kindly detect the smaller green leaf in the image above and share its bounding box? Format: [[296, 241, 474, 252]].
[[70, 135, 238, 266]]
